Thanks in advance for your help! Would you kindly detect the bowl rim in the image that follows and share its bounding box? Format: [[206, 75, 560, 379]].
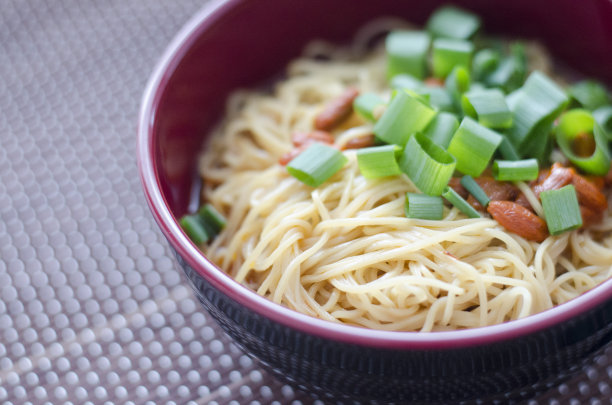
[[138, 0, 612, 350]]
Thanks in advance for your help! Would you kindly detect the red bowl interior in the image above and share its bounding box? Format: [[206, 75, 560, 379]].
[[139, 0, 612, 349]]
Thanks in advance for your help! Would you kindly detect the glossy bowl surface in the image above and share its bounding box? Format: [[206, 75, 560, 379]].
[[138, 0, 612, 402]]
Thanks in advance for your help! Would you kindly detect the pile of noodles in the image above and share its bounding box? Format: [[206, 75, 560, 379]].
[[199, 19, 612, 332]]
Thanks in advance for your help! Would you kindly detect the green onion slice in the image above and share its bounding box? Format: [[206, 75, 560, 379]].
[[472, 48, 500, 80], [555, 109, 611, 175], [354, 93, 386, 122], [423, 111, 459, 149], [179, 215, 209, 245], [593, 106, 612, 140], [373, 90, 437, 146], [419, 87, 455, 112], [442, 186, 481, 218], [357, 145, 402, 179], [426, 5, 481, 40], [506, 71, 569, 157], [498, 137, 520, 161], [447, 116, 503, 177], [461, 88, 513, 129], [386, 31, 431, 80], [286, 143, 348, 187], [484, 43, 526, 92], [460, 175, 490, 208], [432, 38, 474, 79], [568, 80, 611, 111], [492, 159, 539, 182], [405, 193, 444, 220], [198, 203, 227, 235], [540, 185, 583, 235], [390, 73, 422, 91], [399, 133, 456, 196], [445, 65, 471, 109]]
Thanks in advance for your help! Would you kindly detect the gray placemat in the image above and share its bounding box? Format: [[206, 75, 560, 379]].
[[0, 1, 610, 404]]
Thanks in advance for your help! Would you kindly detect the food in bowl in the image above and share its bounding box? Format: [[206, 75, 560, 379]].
[[180, 6, 612, 332]]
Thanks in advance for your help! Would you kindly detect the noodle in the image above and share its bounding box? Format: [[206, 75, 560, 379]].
[[198, 19, 612, 332]]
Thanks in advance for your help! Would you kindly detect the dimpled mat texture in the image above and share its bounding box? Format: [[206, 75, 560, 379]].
[[1, 1, 612, 404]]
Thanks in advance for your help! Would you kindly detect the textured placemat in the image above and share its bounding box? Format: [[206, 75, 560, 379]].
[[0, 1, 611, 404]]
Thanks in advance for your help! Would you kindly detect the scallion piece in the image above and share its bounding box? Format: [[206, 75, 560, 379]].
[[286, 143, 348, 187], [492, 159, 539, 181], [390, 73, 422, 91], [386, 31, 431, 80], [506, 71, 569, 157], [460, 175, 490, 208], [405, 193, 444, 220], [447, 116, 503, 177], [357, 145, 402, 179], [540, 185, 582, 235], [593, 106, 612, 140], [441, 186, 481, 218], [461, 88, 512, 129], [426, 5, 481, 40], [354, 93, 386, 122], [399, 133, 456, 196], [472, 48, 500, 80], [484, 43, 526, 92], [198, 203, 226, 235], [445, 65, 471, 109], [180, 215, 209, 245], [419, 86, 455, 112], [498, 137, 520, 161], [373, 90, 437, 146], [423, 112, 459, 149], [432, 38, 474, 79], [554, 109, 611, 175], [568, 80, 611, 111]]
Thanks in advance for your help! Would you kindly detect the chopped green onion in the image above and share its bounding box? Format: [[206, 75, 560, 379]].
[[432, 38, 474, 79], [399, 133, 456, 196], [286, 143, 348, 187], [568, 80, 611, 111], [498, 137, 520, 160], [357, 145, 402, 178], [540, 185, 582, 235], [198, 203, 226, 235], [460, 175, 490, 208], [427, 6, 480, 39], [506, 71, 569, 158], [180, 215, 209, 245], [472, 48, 500, 80], [461, 88, 513, 129], [386, 31, 431, 79], [405, 193, 444, 220], [445, 65, 471, 109], [418, 86, 455, 112], [555, 109, 611, 175], [492, 159, 539, 181], [373, 90, 437, 146], [353, 93, 386, 122], [442, 186, 481, 218], [484, 43, 526, 92], [447, 116, 503, 176], [390, 73, 422, 91], [593, 106, 612, 140], [423, 112, 459, 148], [426, 5, 481, 40]]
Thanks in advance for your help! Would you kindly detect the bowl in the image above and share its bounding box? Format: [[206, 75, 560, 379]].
[[138, 0, 612, 402]]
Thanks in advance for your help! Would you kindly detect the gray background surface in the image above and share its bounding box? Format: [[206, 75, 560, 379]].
[[0, 1, 611, 404]]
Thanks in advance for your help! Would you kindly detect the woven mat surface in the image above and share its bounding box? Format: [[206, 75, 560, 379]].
[[1, 1, 611, 404]]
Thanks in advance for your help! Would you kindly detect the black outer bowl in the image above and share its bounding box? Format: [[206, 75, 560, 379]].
[[138, 0, 612, 402]]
